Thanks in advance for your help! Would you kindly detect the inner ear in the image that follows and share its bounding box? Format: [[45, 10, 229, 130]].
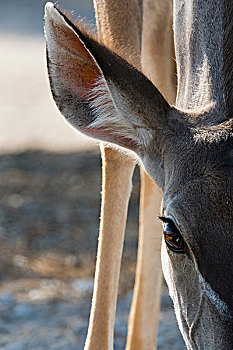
[[45, 3, 141, 150], [44, 3, 171, 156], [45, 4, 102, 121]]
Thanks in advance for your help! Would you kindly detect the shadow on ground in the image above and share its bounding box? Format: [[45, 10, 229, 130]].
[[0, 151, 185, 349]]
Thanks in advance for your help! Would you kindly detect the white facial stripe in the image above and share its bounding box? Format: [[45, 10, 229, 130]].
[[194, 261, 232, 319], [162, 240, 232, 321]]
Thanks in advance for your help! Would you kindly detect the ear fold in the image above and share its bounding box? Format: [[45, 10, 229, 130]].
[[44, 3, 170, 154]]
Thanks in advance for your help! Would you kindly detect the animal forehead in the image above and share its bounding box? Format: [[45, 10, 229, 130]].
[[164, 149, 233, 210], [163, 126, 233, 177], [163, 138, 233, 229]]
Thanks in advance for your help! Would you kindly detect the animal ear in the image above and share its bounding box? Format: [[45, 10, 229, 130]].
[[44, 3, 170, 154]]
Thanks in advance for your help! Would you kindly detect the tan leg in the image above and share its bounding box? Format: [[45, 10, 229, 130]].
[[126, 2, 176, 348], [93, 0, 143, 67], [85, 2, 142, 349], [126, 168, 162, 350], [84, 146, 134, 350]]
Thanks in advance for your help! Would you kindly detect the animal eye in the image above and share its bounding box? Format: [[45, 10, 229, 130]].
[[159, 217, 185, 254]]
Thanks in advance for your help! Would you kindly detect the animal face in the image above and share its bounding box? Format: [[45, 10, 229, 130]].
[[150, 125, 233, 349]]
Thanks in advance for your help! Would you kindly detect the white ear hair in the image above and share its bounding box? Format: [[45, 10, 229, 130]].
[[44, 3, 71, 61], [88, 77, 153, 149], [44, 3, 67, 31]]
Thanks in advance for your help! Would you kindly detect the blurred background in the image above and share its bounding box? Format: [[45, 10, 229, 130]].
[[0, 1, 185, 349]]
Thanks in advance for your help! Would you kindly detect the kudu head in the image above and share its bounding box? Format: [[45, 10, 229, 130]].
[[44, 2, 233, 349]]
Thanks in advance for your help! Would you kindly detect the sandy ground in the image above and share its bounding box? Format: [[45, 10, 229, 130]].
[[0, 1, 185, 348]]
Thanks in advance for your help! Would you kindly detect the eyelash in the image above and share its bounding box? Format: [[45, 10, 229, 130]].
[[158, 216, 185, 254], [158, 216, 181, 234], [159, 216, 176, 227]]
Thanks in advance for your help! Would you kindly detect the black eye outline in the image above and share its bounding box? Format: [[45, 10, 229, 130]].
[[159, 216, 185, 254]]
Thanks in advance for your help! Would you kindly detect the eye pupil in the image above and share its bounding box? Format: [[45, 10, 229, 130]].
[[162, 219, 185, 254]]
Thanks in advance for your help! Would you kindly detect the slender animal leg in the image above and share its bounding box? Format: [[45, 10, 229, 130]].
[[126, 1, 176, 349], [126, 169, 162, 350], [93, 0, 143, 67], [84, 2, 143, 348], [84, 146, 134, 350]]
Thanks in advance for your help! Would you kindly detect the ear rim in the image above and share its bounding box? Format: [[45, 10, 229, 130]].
[[44, 2, 172, 157], [44, 7, 139, 152]]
